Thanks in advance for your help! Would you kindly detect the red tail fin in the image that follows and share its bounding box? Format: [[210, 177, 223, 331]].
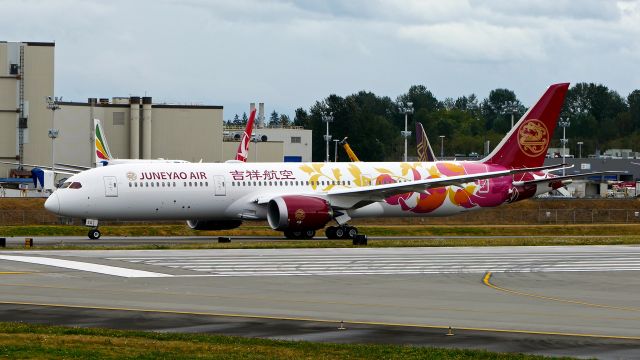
[[482, 83, 569, 168], [235, 108, 257, 162]]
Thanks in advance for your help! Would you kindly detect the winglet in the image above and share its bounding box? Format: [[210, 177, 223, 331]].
[[235, 108, 257, 162]]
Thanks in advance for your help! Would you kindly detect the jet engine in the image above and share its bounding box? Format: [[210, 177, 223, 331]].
[[267, 195, 333, 231], [186, 219, 242, 230]]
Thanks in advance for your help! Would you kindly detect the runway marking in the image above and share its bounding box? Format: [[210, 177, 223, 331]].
[[0, 299, 639, 341], [483, 272, 640, 312], [108, 249, 640, 276], [0, 272, 31, 275], [0, 255, 173, 278]]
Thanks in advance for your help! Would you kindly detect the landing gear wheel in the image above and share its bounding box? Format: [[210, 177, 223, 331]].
[[88, 229, 101, 240], [325, 226, 337, 239], [303, 229, 316, 239], [335, 227, 346, 239], [284, 230, 295, 239], [346, 226, 358, 239]]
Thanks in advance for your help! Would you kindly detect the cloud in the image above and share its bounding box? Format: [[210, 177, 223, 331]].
[[0, 0, 638, 119], [397, 21, 546, 62]]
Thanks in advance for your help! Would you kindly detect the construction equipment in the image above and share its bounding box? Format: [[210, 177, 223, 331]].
[[339, 137, 360, 162]]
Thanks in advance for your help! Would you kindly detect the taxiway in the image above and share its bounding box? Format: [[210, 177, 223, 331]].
[[1, 245, 639, 358]]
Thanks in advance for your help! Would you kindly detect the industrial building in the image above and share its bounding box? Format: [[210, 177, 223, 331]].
[[0, 41, 311, 182]]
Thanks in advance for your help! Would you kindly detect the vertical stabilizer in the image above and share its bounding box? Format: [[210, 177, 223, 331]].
[[482, 83, 569, 168], [94, 119, 113, 167], [235, 108, 257, 162], [416, 122, 437, 162]]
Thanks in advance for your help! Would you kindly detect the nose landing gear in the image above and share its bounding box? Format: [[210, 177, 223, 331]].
[[88, 229, 101, 240], [84, 219, 101, 239]]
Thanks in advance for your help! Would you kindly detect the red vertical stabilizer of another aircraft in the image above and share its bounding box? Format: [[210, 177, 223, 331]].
[[482, 83, 569, 169], [235, 108, 257, 162]]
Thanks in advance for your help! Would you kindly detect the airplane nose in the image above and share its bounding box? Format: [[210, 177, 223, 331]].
[[44, 192, 60, 214]]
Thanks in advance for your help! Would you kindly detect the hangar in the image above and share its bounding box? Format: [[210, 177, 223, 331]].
[[0, 41, 311, 180]]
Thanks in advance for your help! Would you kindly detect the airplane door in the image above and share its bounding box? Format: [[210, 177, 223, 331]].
[[104, 176, 118, 197], [214, 175, 226, 196]]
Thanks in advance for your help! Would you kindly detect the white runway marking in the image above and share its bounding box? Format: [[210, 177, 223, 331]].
[[0, 255, 173, 278], [107, 246, 640, 277]]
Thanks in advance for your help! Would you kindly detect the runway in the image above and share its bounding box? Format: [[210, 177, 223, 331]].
[[1, 245, 640, 358]]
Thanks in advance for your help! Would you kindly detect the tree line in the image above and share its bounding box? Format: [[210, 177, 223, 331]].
[[229, 83, 640, 162]]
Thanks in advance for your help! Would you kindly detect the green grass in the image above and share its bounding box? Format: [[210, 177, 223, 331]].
[[3, 223, 640, 237], [2, 224, 640, 250], [0, 322, 575, 359]]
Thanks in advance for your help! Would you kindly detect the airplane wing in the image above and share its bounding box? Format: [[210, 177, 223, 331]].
[[0, 160, 79, 175], [253, 164, 566, 208], [512, 171, 621, 187], [328, 164, 561, 197]]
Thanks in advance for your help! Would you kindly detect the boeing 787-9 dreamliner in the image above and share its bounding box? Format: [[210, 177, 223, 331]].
[[45, 83, 600, 239]]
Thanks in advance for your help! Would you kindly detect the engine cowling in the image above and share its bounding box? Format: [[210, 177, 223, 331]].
[[186, 219, 242, 230], [267, 195, 333, 231]]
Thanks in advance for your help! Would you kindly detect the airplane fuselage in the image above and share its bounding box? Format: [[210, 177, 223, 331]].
[[46, 160, 547, 221]]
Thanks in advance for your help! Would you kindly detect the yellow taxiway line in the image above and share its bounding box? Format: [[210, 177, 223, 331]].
[[0, 299, 639, 341], [483, 272, 640, 313], [0, 272, 31, 275]]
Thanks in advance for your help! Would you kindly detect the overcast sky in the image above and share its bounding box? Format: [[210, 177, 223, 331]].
[[3, 0, 639, 120]]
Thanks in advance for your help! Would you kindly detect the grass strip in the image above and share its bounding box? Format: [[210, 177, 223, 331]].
[[1, 237, 640, 251], [3, 224, 640, 237], [0, 322, 574, 360]]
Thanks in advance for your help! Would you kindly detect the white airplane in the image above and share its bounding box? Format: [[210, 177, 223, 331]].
[[45, 83, 610, 240]]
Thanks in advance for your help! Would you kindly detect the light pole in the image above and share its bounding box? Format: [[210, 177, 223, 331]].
[[400, 102, 413, 162], [439, 135, 445, 159], [333, 139, 339, 162], [559, 118, 570, 176], [322, 112, 333, 162], [577, 141, 583, 159], [502, 101, 519, 128], [46, 96, 61, 175]]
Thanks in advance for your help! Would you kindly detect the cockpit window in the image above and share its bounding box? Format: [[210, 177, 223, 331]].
[[69, 182, 82, 189]]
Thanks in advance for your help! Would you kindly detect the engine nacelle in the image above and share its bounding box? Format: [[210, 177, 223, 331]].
[[267, 195, 333, 231], [186, 219, 242, 230]]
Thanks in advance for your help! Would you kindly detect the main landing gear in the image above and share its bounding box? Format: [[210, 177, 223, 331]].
[[325, 225, 358, 239], [283, 229, 316, 240]]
